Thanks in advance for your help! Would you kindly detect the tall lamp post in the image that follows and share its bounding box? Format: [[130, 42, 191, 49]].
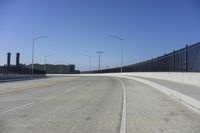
[[32, 36, 47, 75], [96, 51, 104, 71], [110, 35, 124, 73], [85, 55, 91, 73], [44, 55, 52, 71], [55, 61, 63, 74]]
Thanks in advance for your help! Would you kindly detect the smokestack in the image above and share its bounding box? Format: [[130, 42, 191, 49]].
[[7, 52, 11, 67], [16, 53, 20, 67]]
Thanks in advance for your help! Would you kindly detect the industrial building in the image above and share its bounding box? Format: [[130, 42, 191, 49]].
[[26, 64, 80, 74]]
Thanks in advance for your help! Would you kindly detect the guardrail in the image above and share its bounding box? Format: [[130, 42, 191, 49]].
[[0, 66, 46, 80], [0, 66, 45, 74]]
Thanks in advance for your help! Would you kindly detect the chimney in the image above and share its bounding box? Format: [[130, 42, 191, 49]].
[[16, 53, 20, 67], [7, 52, 11, 67]]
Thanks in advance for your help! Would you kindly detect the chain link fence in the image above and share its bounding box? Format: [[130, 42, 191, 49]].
[[91, 42, 200, 73], [0, 66, 46, 80]]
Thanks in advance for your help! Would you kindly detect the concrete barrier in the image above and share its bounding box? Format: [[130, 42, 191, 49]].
[[48, 72, 200, 87], [118, 72, 200, 87], [0, 74, 46, 81]]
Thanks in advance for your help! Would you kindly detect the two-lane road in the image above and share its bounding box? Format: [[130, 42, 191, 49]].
[[0, 76, 200, 133]]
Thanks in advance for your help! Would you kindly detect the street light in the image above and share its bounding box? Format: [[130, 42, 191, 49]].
[[44, 55, 52, 71], [85, 55, 91, 73], [96, 51, 104, 71], [32, 36, 48, 75], [110, 35, 124, 73], [55, 61, 63, 74]]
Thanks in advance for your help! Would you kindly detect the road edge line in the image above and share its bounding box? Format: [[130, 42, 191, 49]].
[[117, 78, 127, 133], [116, 75, 200, 114]]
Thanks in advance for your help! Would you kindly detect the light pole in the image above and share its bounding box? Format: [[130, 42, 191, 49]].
[[59, 64, 62, 74], [85, 55, 91, 73], [110, 35, 124, 73], [55, 61, 62, 74], [32, 36, 47, 75], [44, 55, 52, 71], [96, 51, 104, 71]]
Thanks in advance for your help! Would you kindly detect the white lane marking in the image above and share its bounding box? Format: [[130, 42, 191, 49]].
[[0, 102, 35, 115], [117, 75, 200, 114], [118, 79, 127, 133]]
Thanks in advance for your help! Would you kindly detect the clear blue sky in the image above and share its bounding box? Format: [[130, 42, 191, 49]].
[[0, 0, 200, 71]]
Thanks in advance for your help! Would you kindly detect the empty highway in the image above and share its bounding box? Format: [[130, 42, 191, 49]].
[[0, 75, 200, 133]]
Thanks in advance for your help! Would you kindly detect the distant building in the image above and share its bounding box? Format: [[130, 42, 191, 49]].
[[26, 64, 80, 74]]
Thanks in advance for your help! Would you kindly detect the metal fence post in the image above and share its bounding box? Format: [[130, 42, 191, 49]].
[[186, 45, 188, 72], [173, 50, 176, 72]]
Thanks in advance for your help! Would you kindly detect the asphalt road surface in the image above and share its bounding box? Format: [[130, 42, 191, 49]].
[[0, 75, 200, 133]]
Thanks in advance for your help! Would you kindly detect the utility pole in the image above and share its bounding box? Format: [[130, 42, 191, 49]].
[[110, 35, 124, 73], [85, 55, 91, 73], [96, 51, 104, 71], [31, 36, 47, 75], [44, 55, 52, 71]]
